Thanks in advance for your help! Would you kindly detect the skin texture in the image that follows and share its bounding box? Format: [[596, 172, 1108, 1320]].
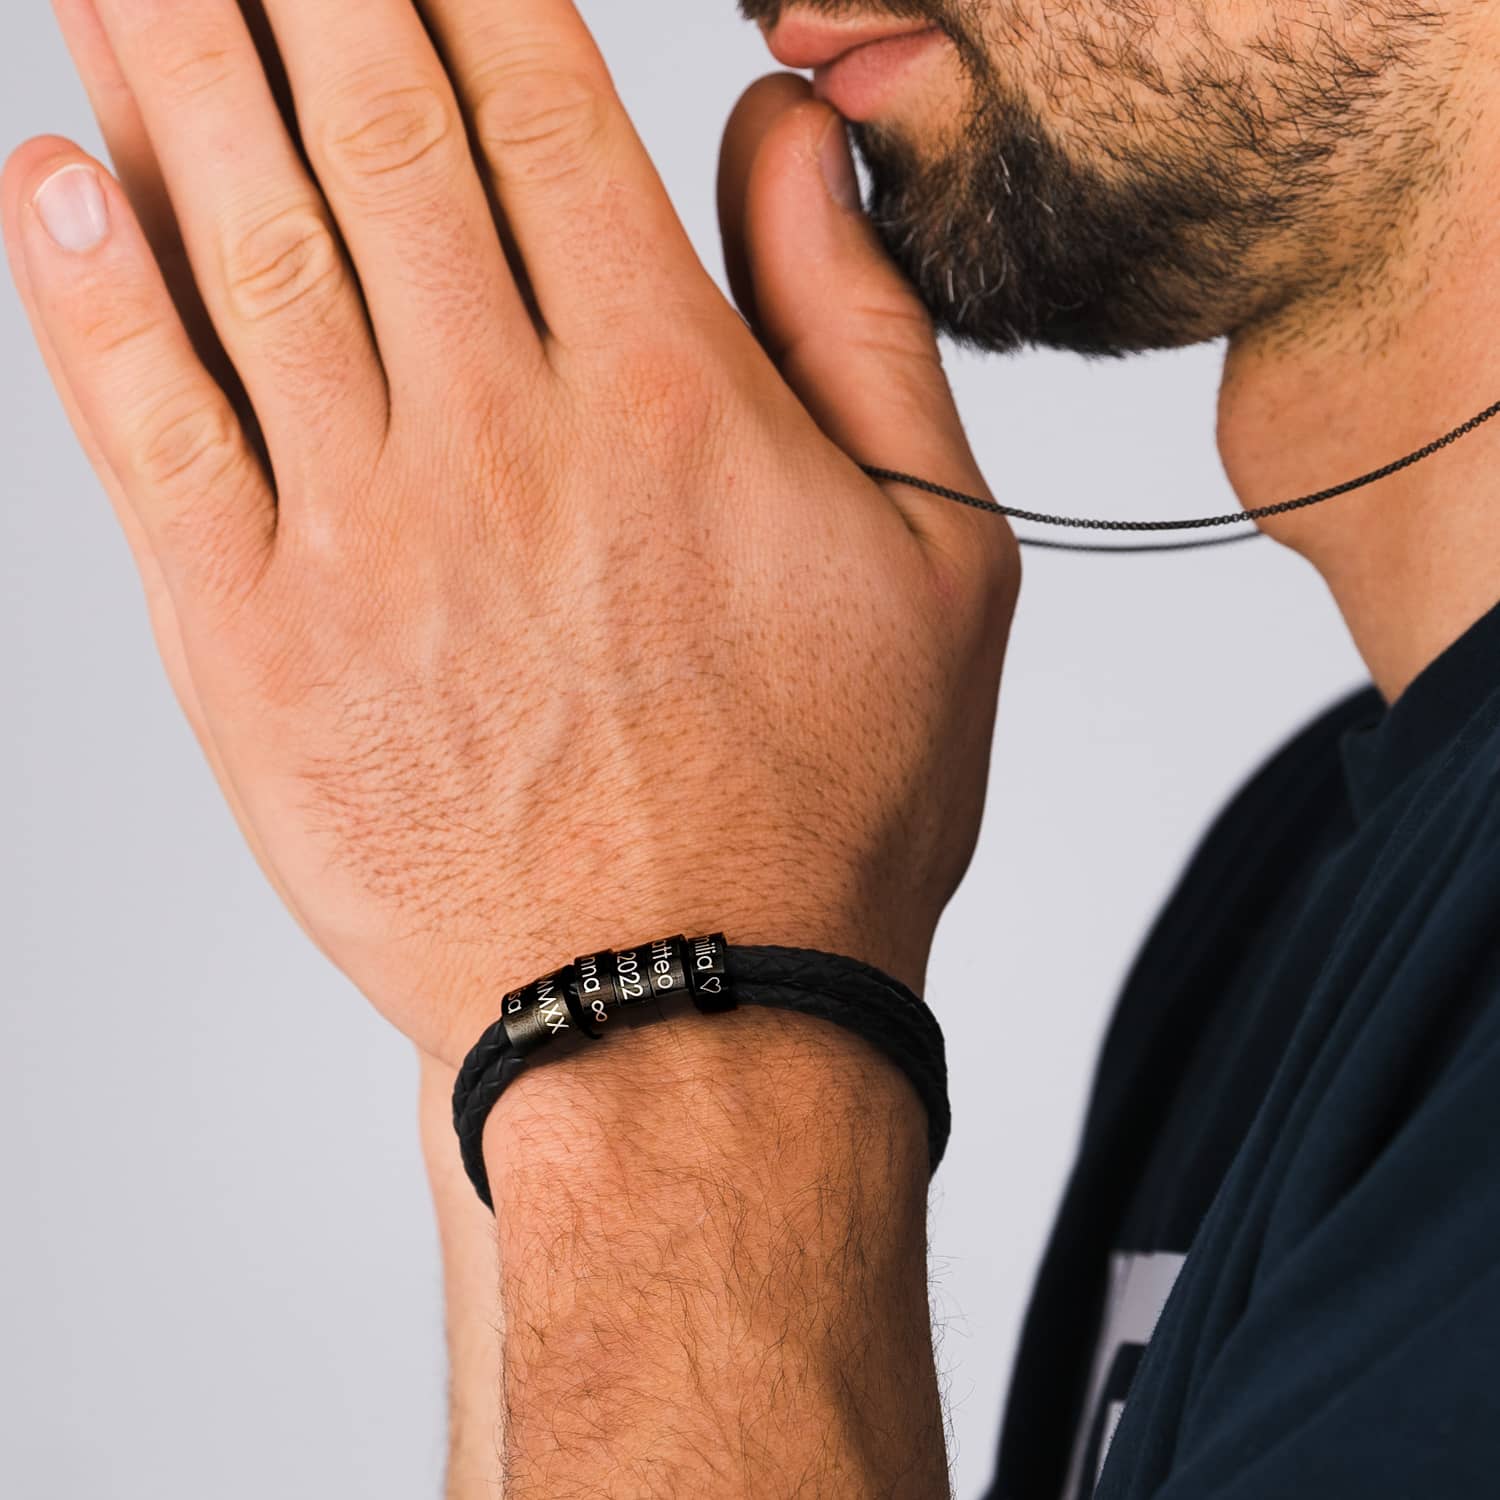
[[8, 0, 1500, 1496]]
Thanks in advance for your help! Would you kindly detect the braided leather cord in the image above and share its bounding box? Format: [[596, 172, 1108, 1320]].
[[452, 943, 950, 1212]]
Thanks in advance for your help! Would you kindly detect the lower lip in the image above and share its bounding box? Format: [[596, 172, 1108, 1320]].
[[812, 27, 947, 121]]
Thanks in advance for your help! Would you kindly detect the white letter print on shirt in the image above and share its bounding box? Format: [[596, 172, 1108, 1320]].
[[1063, 1250, 1187, 1499]]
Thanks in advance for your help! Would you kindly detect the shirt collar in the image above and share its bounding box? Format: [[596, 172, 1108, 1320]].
[[1339, 593, 1500, 823]]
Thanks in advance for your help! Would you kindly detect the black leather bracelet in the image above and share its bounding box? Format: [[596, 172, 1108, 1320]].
[[451, 936, 950, 1211]]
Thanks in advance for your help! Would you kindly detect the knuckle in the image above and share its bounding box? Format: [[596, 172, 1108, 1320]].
[[472, 63, 609, 182], [221, 205, 345, 327], [79, 297, 161, 361], [133, 394, 269, 604], [781, 305, 940, 394], [153, 39, 239, 100], [135, 389, 245, 497], [323, 82, 457, 187], [924, 501, 1022, 618]]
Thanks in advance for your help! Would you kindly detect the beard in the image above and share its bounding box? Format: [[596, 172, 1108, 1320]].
[[816, 1, 1451, 357]]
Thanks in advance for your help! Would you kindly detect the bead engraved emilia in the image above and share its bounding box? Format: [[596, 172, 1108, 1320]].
[[689, 933, 735, 1013]]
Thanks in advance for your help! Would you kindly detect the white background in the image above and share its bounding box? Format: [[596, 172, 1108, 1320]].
[[0, 5, 1366, 1496]]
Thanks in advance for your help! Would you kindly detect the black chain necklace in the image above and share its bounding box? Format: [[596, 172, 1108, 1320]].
[[860, 398, 1500, 554]]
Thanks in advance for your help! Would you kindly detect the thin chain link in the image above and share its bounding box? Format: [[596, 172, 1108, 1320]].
[[861, 398, 1500, 555]]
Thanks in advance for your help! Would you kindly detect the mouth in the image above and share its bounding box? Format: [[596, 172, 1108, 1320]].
[[764, 15, 949, 121]]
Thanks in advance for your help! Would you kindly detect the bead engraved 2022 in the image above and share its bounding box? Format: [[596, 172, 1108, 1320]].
[[615, 934, 694, 1028], [615, 948, 649, 1002]]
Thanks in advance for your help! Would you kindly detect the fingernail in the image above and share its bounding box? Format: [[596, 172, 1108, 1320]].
[[819, 116, 861, 212], [33, 163, 109, 253]]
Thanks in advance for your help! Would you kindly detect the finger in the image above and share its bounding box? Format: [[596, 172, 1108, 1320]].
[[2, 198, 307, 933], [3, 112, 204, 724], [716, 71, 801, 335], [418, 0, 716, 352], [89, 0, 386, 483], [4, 139, 275, 609], [724, 77, 1013, 568], [254, 0, 544, 401], [49, 0, 256, 441], [4, 111, 258, 855], [52, 0, 176, 263], [6, 81, 324, 945]]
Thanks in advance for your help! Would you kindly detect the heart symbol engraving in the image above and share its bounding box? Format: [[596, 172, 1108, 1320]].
[[700, 975, 723, 994]]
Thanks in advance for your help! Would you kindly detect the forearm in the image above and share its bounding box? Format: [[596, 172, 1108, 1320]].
[[442, 1000, 949, 1499]]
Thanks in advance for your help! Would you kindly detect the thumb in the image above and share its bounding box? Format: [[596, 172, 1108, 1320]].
[[721, 75, 1005, 558]]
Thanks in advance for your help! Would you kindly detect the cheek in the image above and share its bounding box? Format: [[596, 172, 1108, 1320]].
[[967, 0, 1281, 172], [964, 0, 1169, 134]]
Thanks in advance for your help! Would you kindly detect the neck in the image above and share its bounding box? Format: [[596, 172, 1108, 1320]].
[[1217, 94, 1500, 703]]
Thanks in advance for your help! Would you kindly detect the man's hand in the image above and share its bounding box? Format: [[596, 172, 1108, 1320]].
[[4, 0, 1015, 1067], [9, 6, 1018, 1494]]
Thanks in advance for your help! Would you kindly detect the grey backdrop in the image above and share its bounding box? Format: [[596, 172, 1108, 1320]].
[[0, 5, 1366, 1497]]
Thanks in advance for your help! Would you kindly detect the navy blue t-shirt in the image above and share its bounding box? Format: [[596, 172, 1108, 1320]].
[[986, 593, 1500, 1499]]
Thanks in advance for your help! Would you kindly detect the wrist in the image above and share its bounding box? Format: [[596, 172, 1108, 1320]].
[[431, 901, 934, 1072], [486, 999, 925, 1171]]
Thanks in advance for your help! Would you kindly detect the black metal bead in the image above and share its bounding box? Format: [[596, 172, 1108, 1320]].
[[569, 951, 619, 1037], [612, 934, 691, 1029], [642, 933, 691, 1001], [500, 966, 582, 1056], [570, 944, 672, 1035], [685, 931, 735, 1012]]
